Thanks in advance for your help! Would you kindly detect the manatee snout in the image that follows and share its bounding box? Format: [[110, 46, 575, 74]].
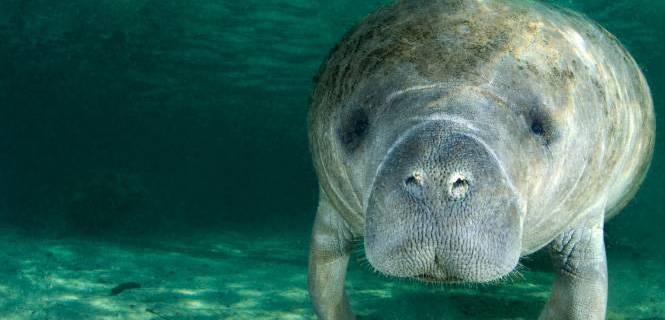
[[365, 121, 523, 283]]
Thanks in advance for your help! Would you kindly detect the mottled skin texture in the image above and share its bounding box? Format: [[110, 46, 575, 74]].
[[307, 0, 655, 319]]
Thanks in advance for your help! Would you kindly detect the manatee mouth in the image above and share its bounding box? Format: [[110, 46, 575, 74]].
[[415, 274, 464, 283]]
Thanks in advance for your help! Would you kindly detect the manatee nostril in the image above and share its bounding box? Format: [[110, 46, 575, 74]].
[[448, 174, 470, 201], [404, 172, 425, 199]]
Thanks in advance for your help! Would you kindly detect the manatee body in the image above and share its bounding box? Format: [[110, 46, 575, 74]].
[[307, 0, 655, 319]]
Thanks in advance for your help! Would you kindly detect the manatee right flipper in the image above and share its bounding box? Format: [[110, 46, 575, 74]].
[[308, 193, 355, 320], [540, 205, 607, 320]]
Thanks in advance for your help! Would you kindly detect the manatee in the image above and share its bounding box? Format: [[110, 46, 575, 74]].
[[306, 0, 655, 319]]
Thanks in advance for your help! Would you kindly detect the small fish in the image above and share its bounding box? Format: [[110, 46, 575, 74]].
[[110, 282, 141, 296]]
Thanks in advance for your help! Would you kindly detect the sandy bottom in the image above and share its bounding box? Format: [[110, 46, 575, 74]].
[[0, 226, 663, 319]]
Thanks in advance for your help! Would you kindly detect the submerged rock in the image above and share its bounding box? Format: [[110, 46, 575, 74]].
[[110, 281, 141, 296]]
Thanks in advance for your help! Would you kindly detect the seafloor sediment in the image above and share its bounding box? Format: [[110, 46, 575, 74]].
[[0, 226, 662, 319]]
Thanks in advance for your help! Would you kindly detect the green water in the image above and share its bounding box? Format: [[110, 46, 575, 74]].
[[0, 0, 663, 319]]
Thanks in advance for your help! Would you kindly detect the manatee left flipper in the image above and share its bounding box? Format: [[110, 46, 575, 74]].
[[539, 203, 607, 320]]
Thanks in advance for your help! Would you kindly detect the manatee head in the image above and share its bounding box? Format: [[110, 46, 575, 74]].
[[332, 83, 527, 283], [309, 0, 557, 284]]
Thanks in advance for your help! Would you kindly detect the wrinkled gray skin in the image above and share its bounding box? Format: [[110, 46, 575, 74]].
[[307, 0, 655, 319]]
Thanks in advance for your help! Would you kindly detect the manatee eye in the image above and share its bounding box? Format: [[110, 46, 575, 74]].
[[338, 108, 369, 153], [528, 109, 557, 146], [531, 119, 545, 136]]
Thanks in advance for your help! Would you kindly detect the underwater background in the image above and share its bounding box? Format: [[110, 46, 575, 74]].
[[0, 0, 663, 319]]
